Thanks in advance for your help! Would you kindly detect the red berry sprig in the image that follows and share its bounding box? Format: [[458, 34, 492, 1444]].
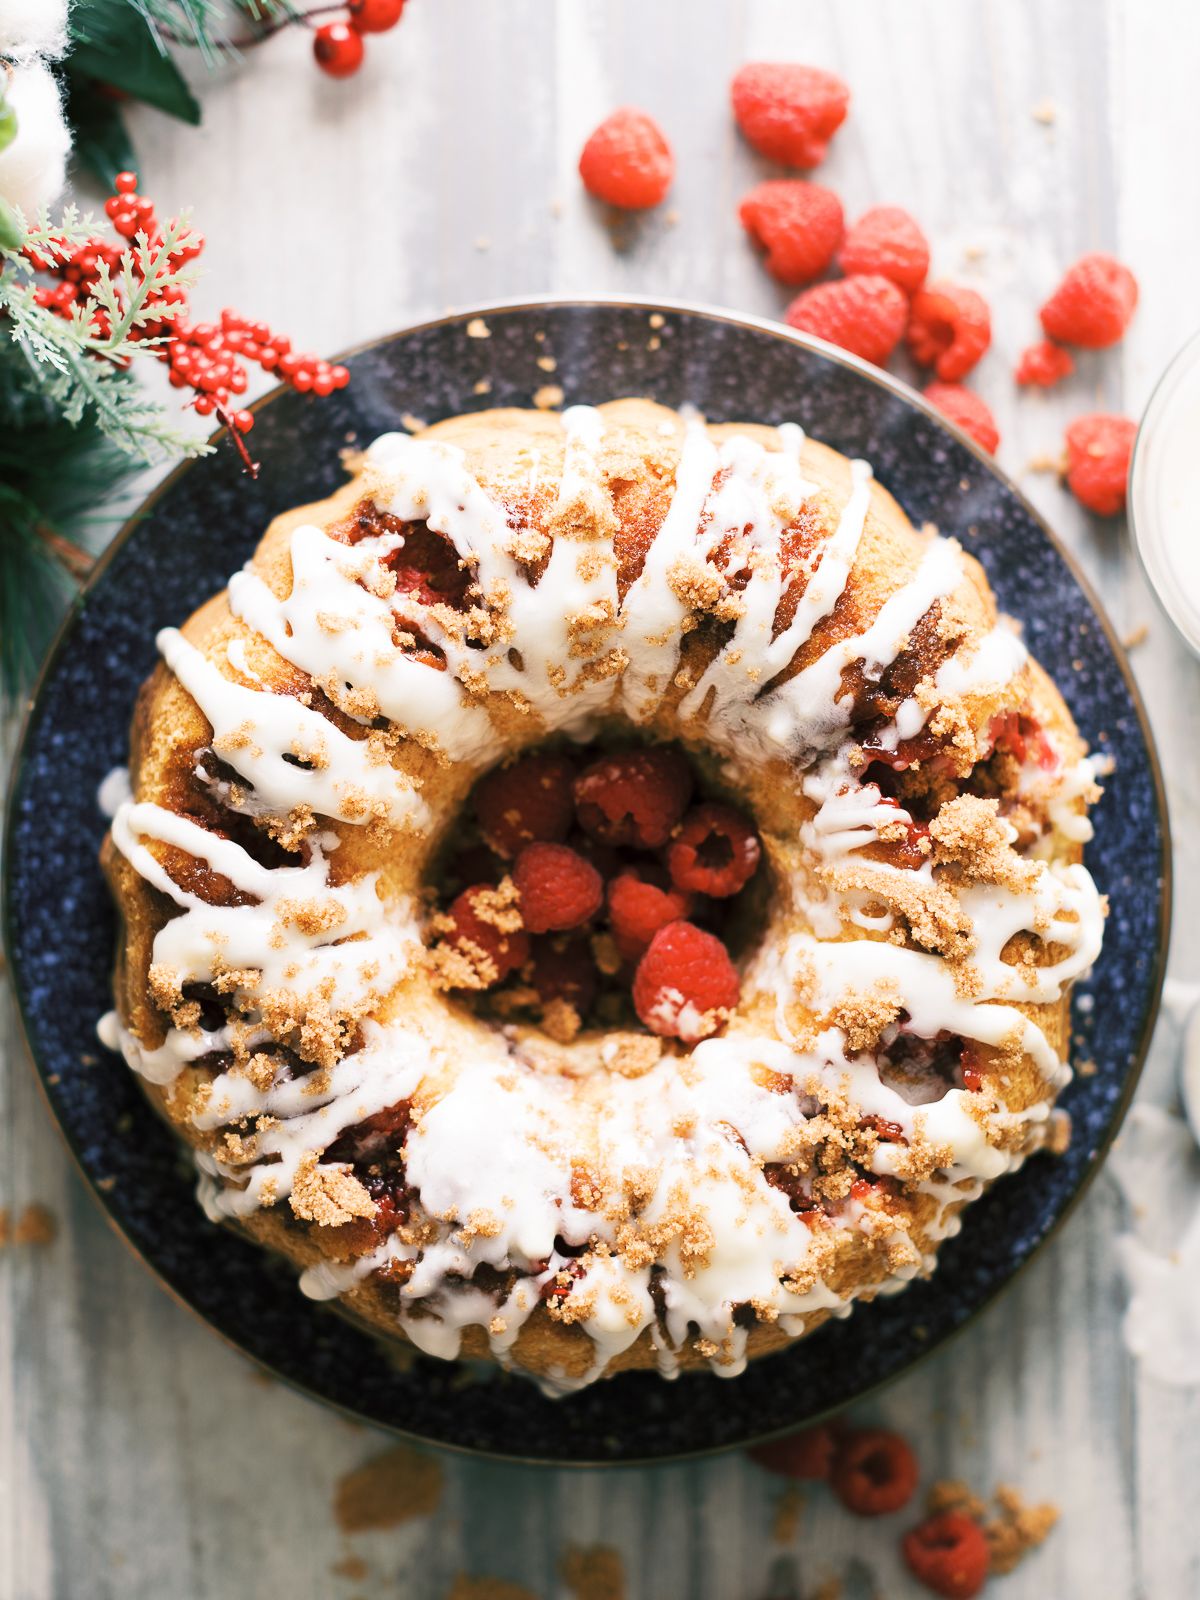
[[21, 171, 349, 477], [313, 0, 406, 76]]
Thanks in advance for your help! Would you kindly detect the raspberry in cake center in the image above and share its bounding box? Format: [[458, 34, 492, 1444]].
[[425, 741, 764, 1047]]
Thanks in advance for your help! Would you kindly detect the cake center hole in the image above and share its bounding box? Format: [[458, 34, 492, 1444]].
[[423, 738, 767, 1048]]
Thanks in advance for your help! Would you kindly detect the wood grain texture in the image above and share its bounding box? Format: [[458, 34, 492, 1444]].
[[2, 1, 1195, 1595]]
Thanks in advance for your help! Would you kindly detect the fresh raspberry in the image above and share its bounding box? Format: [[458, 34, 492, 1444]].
[[922, 383, 1000, 455], [830, 1428, 919, 1516], [474, 751, 576, 858], [1040, 252, 1138, 348], [578, 108, 674, 210], [738, 180, 844, 286], [785, 275, 909, 367], [513, 842, 603, 934], [906, 283, 992, 381], [730, 62, 850, 168], [528, 936, 597, 1019], [837, 205, 930, 294], [666, 803, 762, 897], [607, 868, 693, 962], [574, 747, 693, 849], [1064, 412, 1136, 515], [1015, 339, 1074, 388], [746, 1424, 837, 1480], [902, 1511, 990, 1599], [442, 886, 530, 986], [632, 921, 740, 1042]]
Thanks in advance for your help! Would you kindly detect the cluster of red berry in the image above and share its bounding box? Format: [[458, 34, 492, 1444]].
[[750, 1421, 999, 1599], [312, 0, 406, 78], [577, 64, 1139, 516], [23, 171, 348, 473], [435, 745, 762, 1043]]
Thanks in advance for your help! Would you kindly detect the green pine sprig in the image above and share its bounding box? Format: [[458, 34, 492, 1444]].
[[1, 210, 207, 460]]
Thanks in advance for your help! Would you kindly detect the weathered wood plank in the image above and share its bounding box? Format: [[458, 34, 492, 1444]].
[[2, 2, 1190, 1596]]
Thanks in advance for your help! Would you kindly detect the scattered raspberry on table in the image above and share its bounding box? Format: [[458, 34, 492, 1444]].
[[1040, 252, 1139, 348], [785, 275, 909, 367], [579, 107, 674, 210], [738, 179, 845, 285], [906, 282, 992, 381], [731, 61, 851, 168], [747, 1423, 838, 1480], [830, 1428, 920, 1516], [923, 383, 1000, 454], [903, 1510, 991, 1599], [837, 205, 931, 294], [1064, 412, 1136, 515], [1015, 339, 1075, 387]]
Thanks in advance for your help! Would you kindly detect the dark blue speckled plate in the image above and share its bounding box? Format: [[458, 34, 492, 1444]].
[[3, 299, 1170, 1464]]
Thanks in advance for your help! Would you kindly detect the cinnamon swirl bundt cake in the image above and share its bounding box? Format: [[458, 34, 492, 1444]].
[[99, 399, 1104, 1393]]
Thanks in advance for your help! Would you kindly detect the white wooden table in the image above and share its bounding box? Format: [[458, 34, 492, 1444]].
[[4, 2, 1198, 1595]]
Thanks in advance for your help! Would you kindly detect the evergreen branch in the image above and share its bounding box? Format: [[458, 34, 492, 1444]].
[[130, 0, 299, 59]]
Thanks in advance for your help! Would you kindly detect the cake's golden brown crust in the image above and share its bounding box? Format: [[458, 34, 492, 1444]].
[[102, 400, 1097, 1385]]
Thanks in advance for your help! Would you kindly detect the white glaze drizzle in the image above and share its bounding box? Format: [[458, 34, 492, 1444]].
[[100, 410, 1104, 1392]]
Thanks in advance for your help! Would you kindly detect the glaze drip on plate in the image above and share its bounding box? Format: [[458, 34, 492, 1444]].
[[99, 400, 1104, 1393]]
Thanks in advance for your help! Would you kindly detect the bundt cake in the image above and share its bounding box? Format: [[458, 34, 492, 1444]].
[[99, 398, 1105, 1393]]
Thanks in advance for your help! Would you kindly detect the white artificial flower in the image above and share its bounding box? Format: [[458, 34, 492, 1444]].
[[0, 0, 71, 60], [0, 59, 70, 216]]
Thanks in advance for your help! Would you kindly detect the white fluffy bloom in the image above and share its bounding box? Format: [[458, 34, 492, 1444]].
[[0, 59, 70, 216], [0, 0, 70, 59]]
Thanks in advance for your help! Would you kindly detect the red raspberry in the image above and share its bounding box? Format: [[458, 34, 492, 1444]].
[[1064, 412, 1136, 515], [738, 180, 844, 286], [837, 205, 930, 294], [1040, 252, 1138, 348], [785, 275, 908, 367], [746, 1424, 837, 1480], [906, 283, 992, 381], [1015, 339, 1074, 388], [666, 803, 761, 897], [923, 383, 1000, 455], [730, 62, 850, 169], [513, 843, 603, 934], [578, 108, 673, 210], [830, 1428, 919, 1516], [442, 886, 530, 987], [574, 747, 693, 849], [903, 1512, 990, 1599], [474, 751, 576, 858], [632, 921, 740, 1042], [528, 936, 597, 1019], [607, 868, 693, 962]]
